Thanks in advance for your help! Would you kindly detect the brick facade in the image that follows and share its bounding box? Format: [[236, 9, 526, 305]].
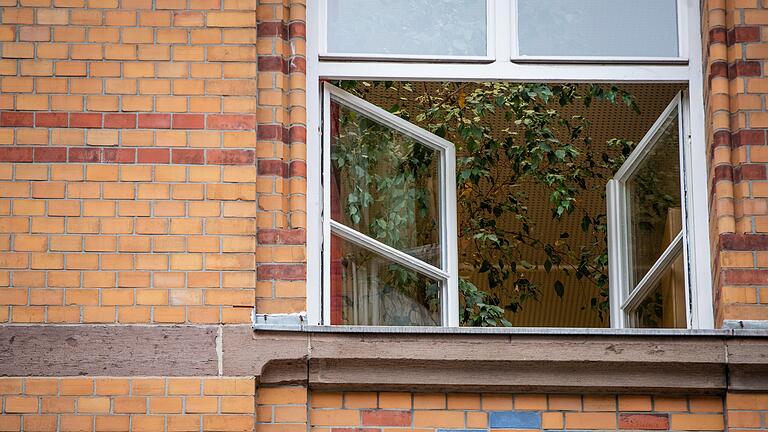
[[306, 392, 725, 431], [0, 0, 767, 431], [705, 0, 768, 323]]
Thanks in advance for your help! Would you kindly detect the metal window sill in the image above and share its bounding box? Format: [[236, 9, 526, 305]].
[[251, 314, 768, 337]]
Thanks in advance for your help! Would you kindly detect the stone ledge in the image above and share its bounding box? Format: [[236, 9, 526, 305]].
[[3, 324, 768, 394]]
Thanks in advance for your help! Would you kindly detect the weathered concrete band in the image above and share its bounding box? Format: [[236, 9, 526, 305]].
[[3, 325, 768, 394]]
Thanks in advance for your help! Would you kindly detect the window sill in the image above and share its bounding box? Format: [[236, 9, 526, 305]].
[[251, 314, 768, 337]]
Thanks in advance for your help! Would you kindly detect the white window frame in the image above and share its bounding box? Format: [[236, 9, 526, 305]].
[[321, 84, 460, 326], [305, 0, 713, 328], [510, 0, 689, 64], [319, 0, 496, 63], [607, 92, 699, 328]]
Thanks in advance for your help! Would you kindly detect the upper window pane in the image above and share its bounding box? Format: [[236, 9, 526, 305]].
[[517, 0, 679, 58], [325, 0, 488, 57]]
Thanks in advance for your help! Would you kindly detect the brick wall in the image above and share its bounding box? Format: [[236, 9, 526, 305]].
[[705, 0, 768, 323], [0, 0, 274, 324], [726, 393, 768, 430], [0, 377, 255, 431], [306, 391, 725, 432], [0, 0, 305, 430]]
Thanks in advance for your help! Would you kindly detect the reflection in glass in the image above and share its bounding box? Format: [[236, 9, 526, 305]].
[[518, 0, 679, 58], [634, 252, 686, 328], [329, 234, 441, 326], [326, 0, 487, 57], [330, 100, 441, 267], [626, 110, 682, 289]]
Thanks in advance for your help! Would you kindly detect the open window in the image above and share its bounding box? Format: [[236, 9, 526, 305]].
[[607, 93, 690, 328], [306, 0, 712, 328], [322, 84, 459, 326]]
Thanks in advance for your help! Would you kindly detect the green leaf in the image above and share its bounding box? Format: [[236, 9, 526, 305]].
[[554, 280, 565, 298]]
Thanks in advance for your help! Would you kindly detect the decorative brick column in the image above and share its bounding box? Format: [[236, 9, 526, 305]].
[[705, 0, 768, 325], [254, 0, 307, 315]]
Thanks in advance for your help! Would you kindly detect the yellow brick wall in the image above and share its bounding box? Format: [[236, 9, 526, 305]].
[[0, 0, 307, 322], [726, 393, 768, 430], [303, 391, 726, 432], [3, 383, 759, 432], [0, 377, 256, 431]]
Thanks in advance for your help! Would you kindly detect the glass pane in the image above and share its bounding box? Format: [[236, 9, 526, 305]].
[[634, 252, 686, 328], [330, 99, 442, 267], [626, 108, 682, 289], [517, 0, 679, 58], [326, 0, 487, 57], [329, 234, 441, 326]]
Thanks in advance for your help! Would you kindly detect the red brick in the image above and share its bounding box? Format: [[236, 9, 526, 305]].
[[734, 164, 767, 182], [257, 22, 287, 38], [103, 148, 136, 163], [137, 148, 170, 164], [728, 26, 761, 45], [714, 165, 733, 183], [710, 28, 727, 44], [172, 149, 204, 164], [720, 233, 768, 250], [258, 229, 305, 245], [732, 129, 765, 147], [206, 114, 256, 130], [0, 147, 33, 162], [35, 113, 68, 128], [172, 114, 204, 129], [289, 56, 305, 73], [710, 62, 728, 81], [206, 149, 254, 165], [258, 160, 287, 176], [257, 264, 306, 281], [286, 161, 305, 178], [619, 414, 669, 430], [722, 269, 768, 285], [69, 148, 101, 163], [34, 147, 67, 162], [289, 22, 305, 38], [104, 113, 136, 129], [714, 130, 731, 147], [138, 114, 171, 129], [730, 61, 762, 78], [70, 113, 102, 128], [258, 56, 286, 73], [362, 410, 412, 427], [257, 124, 285, 141], [1, 112, 34, 127], [289, 125, 306, 143]]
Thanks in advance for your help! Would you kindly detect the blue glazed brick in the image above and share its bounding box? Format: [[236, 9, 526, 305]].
[[436, 430, 486, 432], [489, 411, 541, 429]]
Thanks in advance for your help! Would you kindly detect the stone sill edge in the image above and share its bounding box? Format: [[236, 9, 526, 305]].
[[251, 313, 768, 337]]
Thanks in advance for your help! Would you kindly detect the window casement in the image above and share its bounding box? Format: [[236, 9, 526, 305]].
[[607, 93, 696, 328], [306, 0, 713, 329], [321, 85, 459, 326]]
